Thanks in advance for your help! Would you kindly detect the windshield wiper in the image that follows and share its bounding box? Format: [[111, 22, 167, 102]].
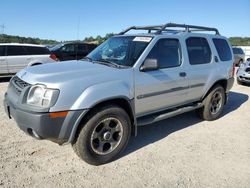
[[81, 57, 93, 62], [96, 59, 127, 68]]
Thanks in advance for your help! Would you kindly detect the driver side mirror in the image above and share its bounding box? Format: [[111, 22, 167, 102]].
[[140, 58, 159, 72]]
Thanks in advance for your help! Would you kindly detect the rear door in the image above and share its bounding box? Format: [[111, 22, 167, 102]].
[[134, 38, 189, 116], [0, 46, 8, 74], [60, 44, 77, 61], [26, 46, 51, 63], [77, 44, 88, 59], [184, 36, 216, 101], [6, 45, 29, 73]]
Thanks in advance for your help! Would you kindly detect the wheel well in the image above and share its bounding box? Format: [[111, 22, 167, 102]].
[[203, 79, 227, 100], [30, 63, 42, 66], [74, 98, 135, 141], [89, 98, 134, 124]]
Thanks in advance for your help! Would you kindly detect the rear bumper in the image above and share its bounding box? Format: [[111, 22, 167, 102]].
[[4, 92, 87, 145]]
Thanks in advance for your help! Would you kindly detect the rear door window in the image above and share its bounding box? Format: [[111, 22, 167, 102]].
[[0, 46, 6, 56], [186, 37, 212, 65], [78, 44, 87, 52], [7, 46, 28, 56], [213, 38, 232, 61], [26, 46, 50, 55]]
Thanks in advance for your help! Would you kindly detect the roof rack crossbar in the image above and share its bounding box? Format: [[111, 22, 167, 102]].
[[119, 23, 220, 35]]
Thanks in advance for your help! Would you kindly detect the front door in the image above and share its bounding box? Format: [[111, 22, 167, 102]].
[[134, 38, 189, 117]]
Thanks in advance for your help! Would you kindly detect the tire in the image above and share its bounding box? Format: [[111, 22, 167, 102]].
[[196, 85, 225, 121], [72, 104, 131, 165]]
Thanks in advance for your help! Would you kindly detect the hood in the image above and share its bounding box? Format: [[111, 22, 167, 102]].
[[17, 60, 128, 87]]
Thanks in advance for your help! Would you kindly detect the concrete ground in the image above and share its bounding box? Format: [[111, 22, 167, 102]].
[[0, 77, 249, 188]]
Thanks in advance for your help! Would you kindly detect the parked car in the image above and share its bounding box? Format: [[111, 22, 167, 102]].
[[4, 23, 234, 165], [49, 42, 97, 61], [236, 58, 250, 84], [0, 43, 55, 76], [232, 47, 245, 66]]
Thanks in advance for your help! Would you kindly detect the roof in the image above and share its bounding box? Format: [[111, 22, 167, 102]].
[[0, 43, 45, 47], [118, 23, 220, 37]]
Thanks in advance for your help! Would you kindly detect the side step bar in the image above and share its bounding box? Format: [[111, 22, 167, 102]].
[[137, 103, 203, 126]]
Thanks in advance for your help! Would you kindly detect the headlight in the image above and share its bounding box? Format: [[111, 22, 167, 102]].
[[27, 85, 59, 108]]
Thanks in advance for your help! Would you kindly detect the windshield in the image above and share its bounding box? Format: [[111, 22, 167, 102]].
[[87, 36, 152, 67], [50, 43, 63, 51]]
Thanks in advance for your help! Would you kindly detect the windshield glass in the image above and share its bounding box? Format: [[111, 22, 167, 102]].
[[50, 43, 63, 51], [87, 36, 152, 67]]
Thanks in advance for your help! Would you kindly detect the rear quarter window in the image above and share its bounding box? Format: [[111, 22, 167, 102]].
[[213, 38, 232, 61], [7, 46, 28, 56], [26, 46, 50, 55]]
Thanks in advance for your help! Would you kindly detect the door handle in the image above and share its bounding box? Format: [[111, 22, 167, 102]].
[[0, 59, 5, 61], [179, 72, 187, 77]]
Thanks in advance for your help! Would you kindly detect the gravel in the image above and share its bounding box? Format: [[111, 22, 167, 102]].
[[0, 78, 249, 188]]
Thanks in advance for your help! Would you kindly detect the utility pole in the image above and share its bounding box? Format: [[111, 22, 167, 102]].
[[0, 24, 5, 34]]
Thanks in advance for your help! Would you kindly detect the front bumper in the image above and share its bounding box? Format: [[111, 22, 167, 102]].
[[236, 67, 250, 83], [4, 92, 87, 145], [237, 75, 250, 83]]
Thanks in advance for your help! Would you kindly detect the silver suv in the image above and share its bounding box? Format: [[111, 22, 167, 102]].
[[4, 23, 234, 165]]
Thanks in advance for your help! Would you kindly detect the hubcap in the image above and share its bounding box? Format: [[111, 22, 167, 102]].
[[90, 117, 123, 155], [210, 91, 222, 115]]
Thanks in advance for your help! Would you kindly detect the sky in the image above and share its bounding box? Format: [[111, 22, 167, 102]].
[[0, 0, 249, 41]]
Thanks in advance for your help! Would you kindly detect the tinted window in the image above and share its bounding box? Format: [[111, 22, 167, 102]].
[[26, 46, 50, 55], [186, 37, 211, 65], [7, 46, 28, 56], [78, 44, 87, 52], [213, 39, 232, 61], [233, 48, 244, 54], [146, 39, 181, 69], [61, 44, 76, 52], [0, 46, 6, 56]]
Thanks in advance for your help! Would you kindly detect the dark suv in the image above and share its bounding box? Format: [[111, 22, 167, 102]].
[[49, 42, 97, 61]]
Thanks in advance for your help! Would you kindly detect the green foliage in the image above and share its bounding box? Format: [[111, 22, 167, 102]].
[[83, 33, 115, 44], [1, 33, 249, 46], [0, 34, 58, 44], [229, 37, 250, 46]]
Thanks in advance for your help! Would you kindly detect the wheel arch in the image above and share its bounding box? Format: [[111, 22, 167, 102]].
[[68, 97, 136, 144], [202, 79, 228, 102]]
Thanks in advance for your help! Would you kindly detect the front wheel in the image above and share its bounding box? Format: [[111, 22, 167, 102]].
[[72, 105, 131, 165], [196, 85, 225, 121]]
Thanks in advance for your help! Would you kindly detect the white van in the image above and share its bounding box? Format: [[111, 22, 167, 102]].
[[0, 43, 56, 76]]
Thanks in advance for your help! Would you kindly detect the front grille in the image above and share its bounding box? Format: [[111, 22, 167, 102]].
[[245, 68, 250, 73], [10, 76, 31, 95]]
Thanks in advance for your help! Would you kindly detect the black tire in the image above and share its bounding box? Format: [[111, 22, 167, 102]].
[[196, 85, 225, 121], [72, 104, 131, 165]]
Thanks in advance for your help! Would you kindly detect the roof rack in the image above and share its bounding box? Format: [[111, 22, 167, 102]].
[[119, 23, 220, 35]]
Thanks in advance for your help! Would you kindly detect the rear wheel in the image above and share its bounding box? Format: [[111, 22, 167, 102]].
[[72, 105, 131, 165], [196, 85, 225, 121]]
